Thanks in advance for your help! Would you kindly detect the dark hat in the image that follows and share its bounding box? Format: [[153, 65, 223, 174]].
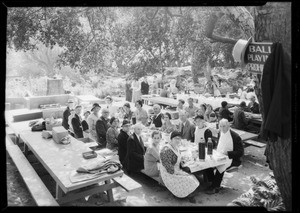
[[121, 119, 131, 127], [123, 102, 131, 108], [91, 103, 101, 111], [170, 131, 182, 140]]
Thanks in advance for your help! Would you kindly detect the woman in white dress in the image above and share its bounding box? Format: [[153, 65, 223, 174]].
[[159, 131, 199, 201], [131, 77, 141, 103]]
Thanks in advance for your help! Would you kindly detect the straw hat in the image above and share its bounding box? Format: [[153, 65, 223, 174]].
[[232, 37, 253, 68]]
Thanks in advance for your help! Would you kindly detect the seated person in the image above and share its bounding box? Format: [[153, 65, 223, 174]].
[[205, 119, 244, 194], [194, 115, 216, 148], [204, 104, 217, 123], [106, 117, 120, 151], [185, 97, 199, 118], [134, 100, 148, 126], [143, 130, 161, 177], [150, 104, 164, 128], [81, 110, 90, 138], [177, 99, 185, 111], [178, 110, 195, 142], [68, 109, 76, 137], [160, 131, 200, 201], [161, 112, 177, 134], [117, 119, 131, 170], [232, 101, 252, 131], [96, 108, 110, 147], [160, 85, 170, 97], [196, 104, 206, 117], [247, 95, 260, 114], [105, 96, 119, 117], [71, 105, 84, 138], [125, 123, 146, 174], [121, 102, 133, 121], [219, 101, 233, 122]]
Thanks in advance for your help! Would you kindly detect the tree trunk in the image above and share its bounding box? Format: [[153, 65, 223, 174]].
[[252, 2, 291, 210]]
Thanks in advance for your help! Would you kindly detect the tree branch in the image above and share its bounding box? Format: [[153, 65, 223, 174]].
[[204, 11, 237, 44]]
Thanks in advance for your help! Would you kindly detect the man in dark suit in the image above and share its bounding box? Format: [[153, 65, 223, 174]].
[[96, 108, 110, 147], [151, 104, 163, 128], [218, 101, 233, 122], [117, 119, 131, 170], [125, 123, 146, 174], [205, 118, 244, 194], [62, 99, 74, 130], [71, 105, 84, 138], [232, 101, 253, 131], [141, 77, 150, 95], [178, 110, 195, 142]]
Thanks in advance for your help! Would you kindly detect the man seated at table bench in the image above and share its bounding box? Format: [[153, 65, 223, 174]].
[[178, 111, 195, 142], [232, 101, 253, 131], [150, 104, 164, 128], [204, 119, 244, 194]]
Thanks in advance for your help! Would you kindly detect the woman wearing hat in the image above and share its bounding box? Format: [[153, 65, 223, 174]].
[[159, 131, 199, 201], [106, 117, 120, 151], [87, 103, 101, 142], [117, 119, 131, 170]]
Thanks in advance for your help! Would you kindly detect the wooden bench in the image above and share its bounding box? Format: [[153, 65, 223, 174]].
[[112, 173, 142, 192], [244, 139, 266, 148], [6, 136, 59, 206]]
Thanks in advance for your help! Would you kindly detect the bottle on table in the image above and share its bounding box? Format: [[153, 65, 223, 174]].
[[207, 137, 213, 155], [132, 113, 136, 124], [198, 137, 206, 161]]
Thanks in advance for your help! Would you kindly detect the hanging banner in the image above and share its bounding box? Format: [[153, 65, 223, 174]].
[[244, 42, 273, 74]]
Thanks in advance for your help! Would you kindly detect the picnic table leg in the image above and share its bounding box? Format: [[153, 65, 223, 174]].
[[56, 183, 63, 200], [105, 180, 114, 202]]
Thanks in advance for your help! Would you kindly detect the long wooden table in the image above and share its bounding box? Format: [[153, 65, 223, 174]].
[[146, 96, 178, 108], [19, 131, 123, 204]]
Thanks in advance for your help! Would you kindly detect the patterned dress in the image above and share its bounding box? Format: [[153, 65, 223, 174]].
[[159, 144, 199, 198]]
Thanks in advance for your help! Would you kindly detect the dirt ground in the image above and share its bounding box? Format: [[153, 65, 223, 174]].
[[6, 137, 271, 207]]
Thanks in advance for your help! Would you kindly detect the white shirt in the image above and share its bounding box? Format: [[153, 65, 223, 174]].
[[216, 129, 233, 173]]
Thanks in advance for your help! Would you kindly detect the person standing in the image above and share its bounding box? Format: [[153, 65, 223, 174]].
[[125, 78, 132, 102], [106, 117, 120, 151], [131, 77, 141, 103], [205, 119, 244, 194], [71, 105, 84, 139], [125, 123, 146, 174], [141, 77, 150, 95], [68, 109, 76, 137], [96, 108, 110, 147], [152, 75, 159, 94], [117, 119, 131, 170], [62, 99, 74, 130], [87, 103, 101, 142]]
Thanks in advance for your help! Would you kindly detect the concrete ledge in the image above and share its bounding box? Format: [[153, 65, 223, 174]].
[[25, 94, 74, 109]]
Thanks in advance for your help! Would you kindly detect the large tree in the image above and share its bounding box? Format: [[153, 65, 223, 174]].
[[204, 3, 291, 210]]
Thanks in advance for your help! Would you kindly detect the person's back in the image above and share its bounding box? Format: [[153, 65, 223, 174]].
[[233, 107, 248, 130], [219, 107, 233, 121]]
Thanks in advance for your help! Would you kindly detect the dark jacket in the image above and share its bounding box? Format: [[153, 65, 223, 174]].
[[179, 120, 195, 142], [152, 113, 163, 128], [62, 107, 71, 130], [71, 114, 84, 138], [261, 43, 291, 141], [81, 120, 89, 131], [247, 102, 260, 114], [125, 133, 146, 173], [232, 107, 248, 130], [141, 81, 150, 95], [117, 129, 130, 169], [96, 116, 110, 146], [218, 130, 244, 167], [219, 107, 233, 121]]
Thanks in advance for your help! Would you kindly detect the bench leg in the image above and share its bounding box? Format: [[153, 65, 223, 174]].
[[56, 183, 64, 200], [105, 180, 114, 202]]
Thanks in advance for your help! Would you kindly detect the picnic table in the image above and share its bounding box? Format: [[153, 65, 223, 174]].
[[19, 131, 123, 204], [145, 96, 178, 108]]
